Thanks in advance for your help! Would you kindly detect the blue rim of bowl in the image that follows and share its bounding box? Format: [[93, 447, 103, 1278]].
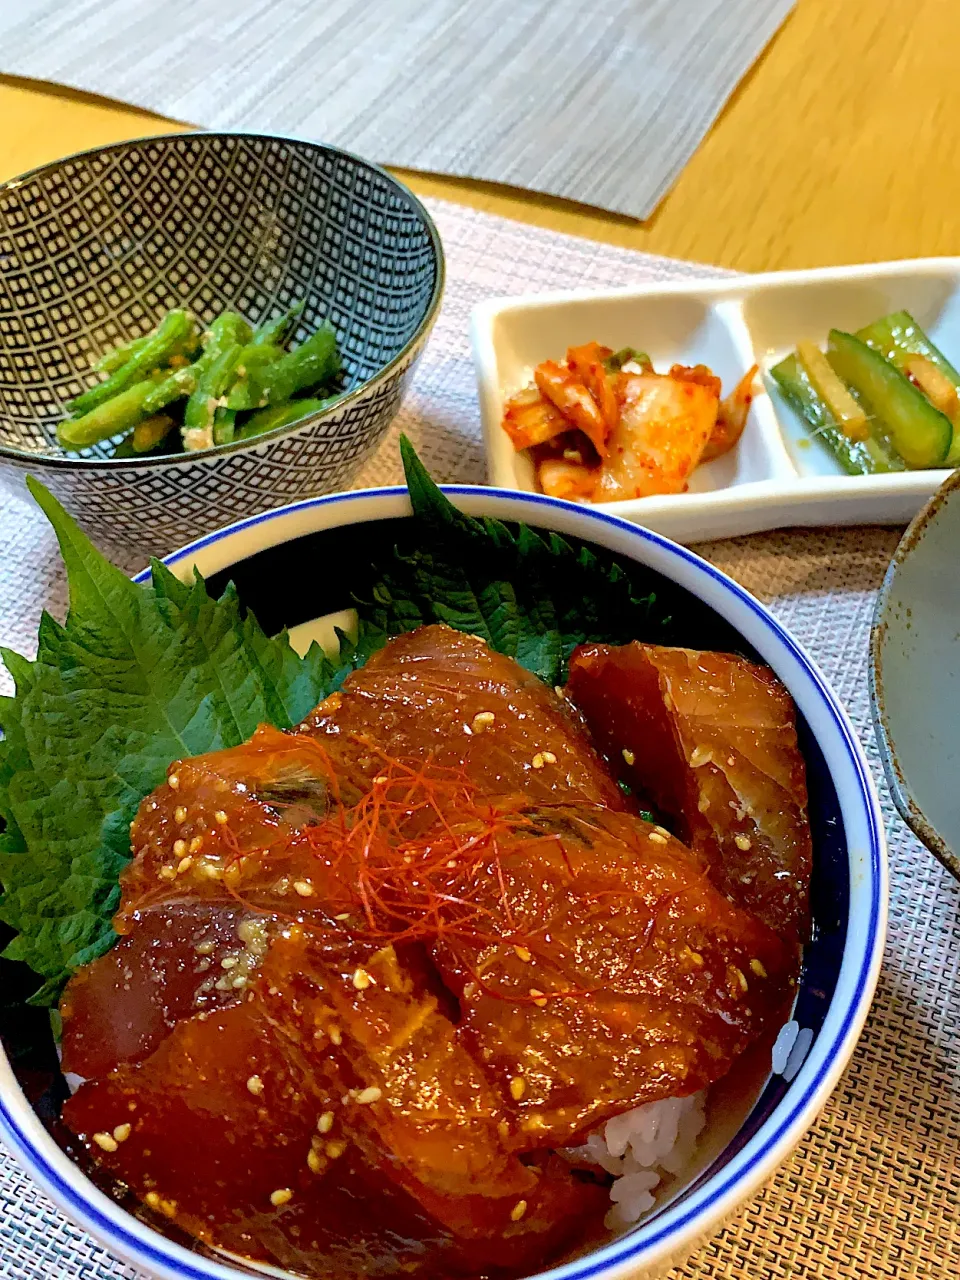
[[0, 485, 886, 1280], [0, 129, 446, 470]]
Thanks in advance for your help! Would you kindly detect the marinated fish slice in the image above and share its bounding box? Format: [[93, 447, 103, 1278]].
[[299, 626, 627, 810], [117, 725, 355, 925], [566, 642, 812, 944], [64, 927, 602, 1277], [431, 804, 792, 1148], [62, 985, 454, 1277], [261, 934, 605, 1252], [60, 902, 263, 1078]]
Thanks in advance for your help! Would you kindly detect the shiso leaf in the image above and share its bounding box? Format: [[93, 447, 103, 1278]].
[[0, 479, 338, 1004], [357, 438, 676, 685]]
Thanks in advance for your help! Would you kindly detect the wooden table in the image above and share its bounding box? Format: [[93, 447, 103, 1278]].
[[2, 0, 959, 273]]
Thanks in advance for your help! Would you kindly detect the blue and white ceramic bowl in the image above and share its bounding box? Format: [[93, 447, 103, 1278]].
[[0, 487, 887, 1280], [0, 132, 443, 559]]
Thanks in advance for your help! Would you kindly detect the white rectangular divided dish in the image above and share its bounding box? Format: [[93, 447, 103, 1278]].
[[471, 259, 960, 543]]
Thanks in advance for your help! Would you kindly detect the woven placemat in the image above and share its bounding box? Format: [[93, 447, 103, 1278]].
[[0, 0, 794, 219], [1, 198, 958, 1280]]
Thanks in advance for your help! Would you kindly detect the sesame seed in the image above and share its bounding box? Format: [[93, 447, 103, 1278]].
[[214, 810, 228, 825], [510, 1200, 528, 1222], [655, 826, 671, 838], [356, 1086, 382, 1105], [529, 988, 548, 1008], [514, 945, 532, 963], [293, 879, 314, 897], [145, 1191, 161, 1208], [112, 1124, 132, 1143], [247, 1075, 264, 1096], [318, 1111, 335, 1134], [334, 912, 351, 921], [446, 859, 457, 869], [325, 1139, 348, 1159], [307, 1148, 324, 1174], [735, 966, 749, 992], [232, 975, 247, 989], [160, 1199, 177, 1219], [353, 968, 373, 990], [93, 1132, 118, 1153], [158, 865, 177, 881], [173, 839, 187, 857], [201, 862, 222, 879], [471, 711, 495, 734], [174, 806, 187, 824], [622, 748, 636, 766], [509, 1076, 526, 1101], [373, 775, 388, 784], [648, 831, 668, 844], [735, 834, 752, 851], [531, 753, 545, 769], [328, 1025, 342, 1045], [270, 1188, 293, 1208], [168, 774, 180, 790], [750, 958, 767, 978], [541, 750, 557, 765], [221, 956, 238, 970], [188, 835, 203, 853], [554, 686, 564, 698], [177, 856, 193, 874]]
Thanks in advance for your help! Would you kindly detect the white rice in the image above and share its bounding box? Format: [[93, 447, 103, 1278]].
[[565, 1092, 707, 1230]]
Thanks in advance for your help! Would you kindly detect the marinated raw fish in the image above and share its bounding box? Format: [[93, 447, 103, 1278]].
[[299, 626, 626, 811], [64, 928, 604, 1277], [431, 803, 793, 1147], [566, 641, 812, 945], [59, 625, 810, 1280]]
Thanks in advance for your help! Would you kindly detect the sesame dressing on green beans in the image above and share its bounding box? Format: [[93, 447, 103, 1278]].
[[57, 303, 343, 456]]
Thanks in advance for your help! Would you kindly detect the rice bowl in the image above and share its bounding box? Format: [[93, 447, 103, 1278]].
[[0, 483, 886, 1280]]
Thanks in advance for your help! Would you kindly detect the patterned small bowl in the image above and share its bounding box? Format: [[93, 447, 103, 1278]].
[[0, 132, 444, 558]]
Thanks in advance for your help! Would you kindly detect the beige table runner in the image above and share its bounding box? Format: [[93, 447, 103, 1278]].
[[1, 198, 958, 1279], [0, 0, 794, 219]]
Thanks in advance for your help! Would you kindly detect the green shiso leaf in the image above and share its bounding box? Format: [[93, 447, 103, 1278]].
[[0, 480, 339, 1003]]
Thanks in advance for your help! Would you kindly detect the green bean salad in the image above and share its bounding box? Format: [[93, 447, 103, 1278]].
[[59, 303, 343, 456]]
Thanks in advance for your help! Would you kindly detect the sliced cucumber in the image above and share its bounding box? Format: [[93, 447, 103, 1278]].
[[856, 310, 960, 465], [826, 330, 951, 469], [769, 353, 904, 475]]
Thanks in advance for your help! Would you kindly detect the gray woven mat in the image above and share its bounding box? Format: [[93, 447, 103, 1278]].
[[0, 0, 794, 219], [1, 198, 959, 1279]]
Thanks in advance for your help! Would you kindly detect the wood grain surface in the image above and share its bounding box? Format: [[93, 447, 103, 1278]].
[[1, 0, 957, 272]]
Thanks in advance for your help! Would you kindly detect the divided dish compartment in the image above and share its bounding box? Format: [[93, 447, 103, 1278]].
[[472, 259, 960, 542]]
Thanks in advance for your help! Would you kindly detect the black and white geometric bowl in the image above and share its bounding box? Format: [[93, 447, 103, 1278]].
[[0, 132, 444, 558]]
